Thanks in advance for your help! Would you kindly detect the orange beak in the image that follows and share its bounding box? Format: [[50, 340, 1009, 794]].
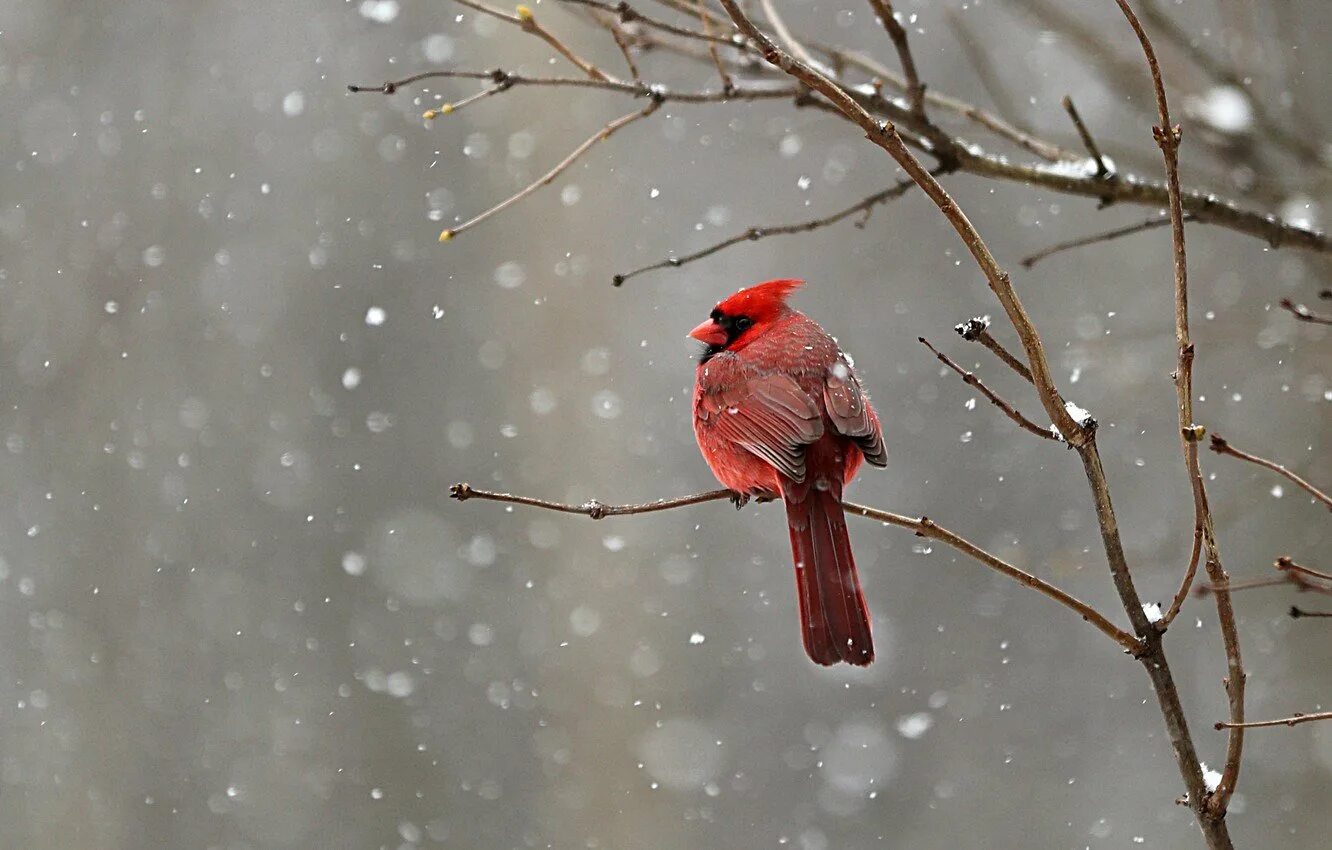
[[687, 318, 728, 347]]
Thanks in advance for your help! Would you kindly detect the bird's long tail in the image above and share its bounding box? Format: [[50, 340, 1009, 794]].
[[782, 458, 874, 666]]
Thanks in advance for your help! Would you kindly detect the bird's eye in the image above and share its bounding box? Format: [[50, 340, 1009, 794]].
[[735, 317, 753, 331]]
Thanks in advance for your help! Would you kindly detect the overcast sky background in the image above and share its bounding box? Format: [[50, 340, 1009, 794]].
[[1, 1, 1329, 847]]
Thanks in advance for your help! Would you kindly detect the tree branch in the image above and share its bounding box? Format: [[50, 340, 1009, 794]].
[[919, 337, 1060, 441], [449, 483, 1139, 651], [1209, 434, 1332, 511], [1277, 557, 1332, 585], [1110, 0, 1244, 820], [348, 69, 801, 104], [1020, 215, 1192, 269], [612, 177, 922, 285], [1215, 712, 1332, 731], [437, 100, 661, 242], [453, 0, 609, 80], [866, 0, 926, 119], [1061, 95, 1112, 179], [954, 317, 1035, 385], [1279, 298, 1332, 326], [348, 63, 1332, 255], [1290, 607, 1332, 619]]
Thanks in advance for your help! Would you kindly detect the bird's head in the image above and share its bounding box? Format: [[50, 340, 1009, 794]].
[[688, 278, 804, 362]]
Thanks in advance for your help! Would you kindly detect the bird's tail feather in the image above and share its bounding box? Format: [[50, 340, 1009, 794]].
[[783, 474, 874, 666]]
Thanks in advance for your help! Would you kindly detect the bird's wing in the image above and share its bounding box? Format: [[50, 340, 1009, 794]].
[[824, 360, 887, 467], [697, 372, 824, 482]]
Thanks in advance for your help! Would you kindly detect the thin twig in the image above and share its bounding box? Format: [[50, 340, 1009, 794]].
[[422, 83, 509, 119], [1290, 607, 1332, 619], [348, 68, 801, 104], [954, 318, 1036, 385], [1215, 712, 1332, 731], [613, 177, 920, 285], [1196, 575, 1301, 596], [1209, 434, 1332, 511], [1197, 568, 1332, 598], [756, 0, 821, 71], [561, 0, 737, 46], [450, 481, 732, 516], [1279, 298, 1332, 326], [1020, 216, 1191, 269], [453, 0, 610, 80], [697, 0, 734, 93], [1277, 557, 1332, 584], [919, 338, 1060, 441], [609, 22, 641, 80], [1061, 95, 1112, 178], [1111, 0, 1244, 820], [450, 483, 1139, 651], [866, 0, 925, 119], [438, 101, 661, 242]]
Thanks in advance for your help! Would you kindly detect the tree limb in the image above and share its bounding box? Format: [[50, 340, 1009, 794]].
[[449, 483, 1139, 651], [1209, 433, 1332, 511]]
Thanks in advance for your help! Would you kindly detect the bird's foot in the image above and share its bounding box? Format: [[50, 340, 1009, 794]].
[[729, 491, 750, 510]]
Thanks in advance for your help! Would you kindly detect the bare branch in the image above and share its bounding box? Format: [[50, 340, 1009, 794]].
[[756, 0, 820, 70], [1215, 712, 1332, 731], [1061, 95, 1112, 179], [608, 22, 642, 81], [349, 64, 1332, 255], [1291, 607, 1332, 619], [1279, 298, 1332, 326], [1110, 0, 1244, 816], [348, 68, 801, 104], [1020, 216, 1191, 269], [919, 338, 1060, 441], [450, 483, 1139, 651], [1277, 557, 1332, 585], [697, 0, 735, 93], [955, 318, 1036, 385], [1198, 564, 1332, 598], [613, 177, 921, 285], [452, 0, 609, 80], [828, 47, 1072, 163], [714, 0, 1088, 447], [1209, 434, 1332, 511], [422, 82, 509, 119], [560, 0, 736, 46], [439, 101, 661, 242], [866, 0, 925, 119], [450, 482, 732, 516]]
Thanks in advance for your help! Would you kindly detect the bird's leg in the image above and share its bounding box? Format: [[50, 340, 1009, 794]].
[[730, 489, 778, 508]]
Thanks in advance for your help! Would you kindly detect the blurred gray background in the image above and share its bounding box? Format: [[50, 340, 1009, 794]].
[[1, 1, 1328, 847]]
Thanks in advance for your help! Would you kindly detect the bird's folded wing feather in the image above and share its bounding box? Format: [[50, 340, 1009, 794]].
[[697, 373, 823, 482], [824, 362, 887, 467]]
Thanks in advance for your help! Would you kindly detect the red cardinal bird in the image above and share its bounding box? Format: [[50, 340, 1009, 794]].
[[689, 279, 887, 666]]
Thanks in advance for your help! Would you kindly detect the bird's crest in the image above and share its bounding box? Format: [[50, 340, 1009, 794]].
[[715, 278, 805, 320]]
